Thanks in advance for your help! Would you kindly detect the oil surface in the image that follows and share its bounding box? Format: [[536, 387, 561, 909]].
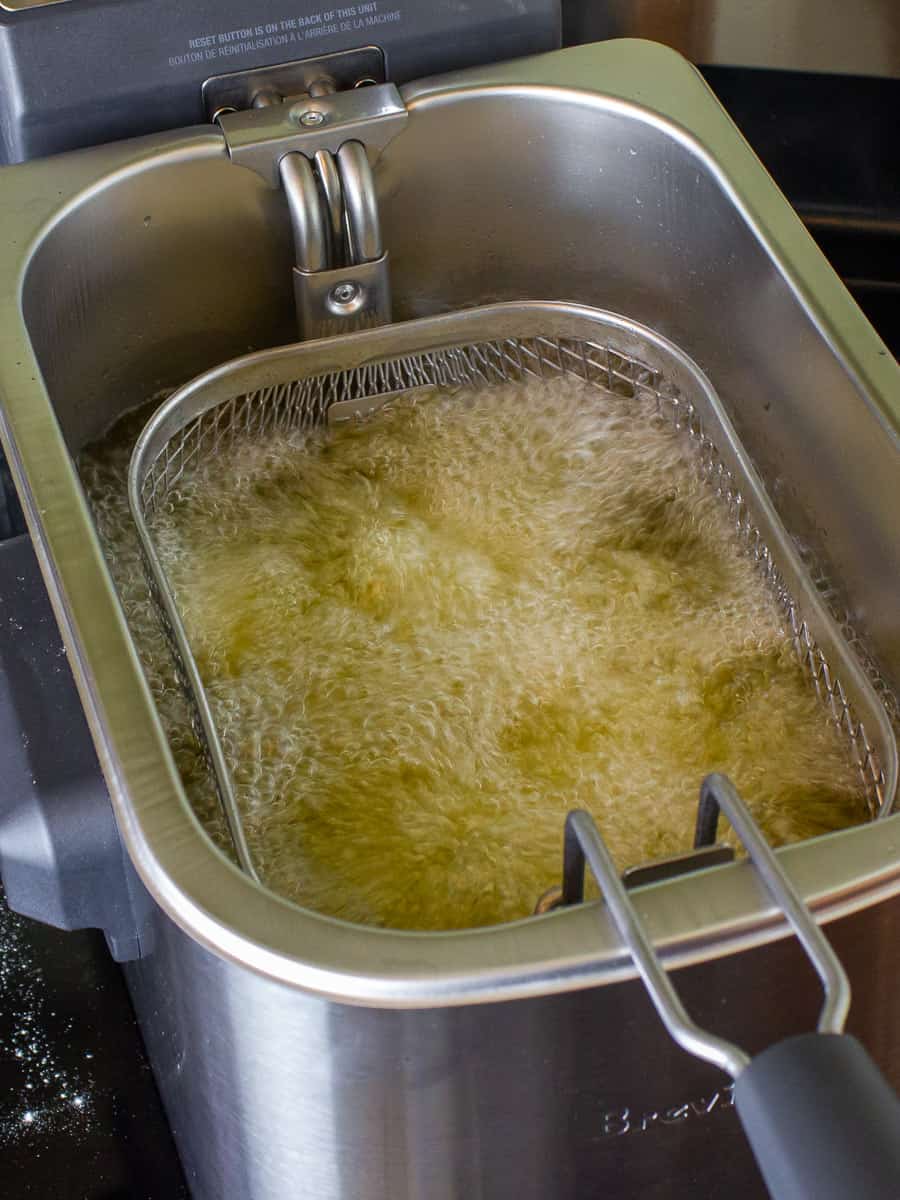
[[81, 377, 865, 930]]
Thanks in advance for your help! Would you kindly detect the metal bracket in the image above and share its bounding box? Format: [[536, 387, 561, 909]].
[[293, 256, 391, 341], [203, 46, 387, 120], [536, 787, 736, 912], [206, 51, 399, 338], [206, 48, 407, 186], [619, 844, 735, 890]]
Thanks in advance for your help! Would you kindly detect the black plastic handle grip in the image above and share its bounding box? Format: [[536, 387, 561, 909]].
[[735, 1032, 900, 1200], [0, 534, 146, 961]]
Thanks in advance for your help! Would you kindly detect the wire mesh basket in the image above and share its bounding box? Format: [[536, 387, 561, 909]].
[[127, 301, 898, 882]]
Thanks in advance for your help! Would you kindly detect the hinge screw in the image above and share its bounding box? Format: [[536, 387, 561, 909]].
[[298, 110, 326, 128], [330, 282, 361, 305]]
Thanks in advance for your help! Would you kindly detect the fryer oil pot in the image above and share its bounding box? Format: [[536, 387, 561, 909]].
[[0, 38, 899, 1200]]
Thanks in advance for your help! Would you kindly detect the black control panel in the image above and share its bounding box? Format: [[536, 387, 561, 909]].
[[0, 0, 560, 163]]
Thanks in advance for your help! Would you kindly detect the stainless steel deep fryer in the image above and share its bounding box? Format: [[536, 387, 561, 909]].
[[125, 301, 900, 1200], [127, 301, 897, 885], [1, 37, 899, 1200]]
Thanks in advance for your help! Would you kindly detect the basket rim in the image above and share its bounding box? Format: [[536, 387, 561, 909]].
[[114, 299, 899, 1001]]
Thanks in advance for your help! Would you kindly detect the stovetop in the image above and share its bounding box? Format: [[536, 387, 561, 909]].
[[0, 63, 897, 1200]]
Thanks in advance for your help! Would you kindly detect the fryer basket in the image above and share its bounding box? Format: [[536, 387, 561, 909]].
[[127, 301, 898, 884]]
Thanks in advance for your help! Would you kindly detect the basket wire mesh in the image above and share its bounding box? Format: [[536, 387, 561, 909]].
[[128, 303, 898, 883]]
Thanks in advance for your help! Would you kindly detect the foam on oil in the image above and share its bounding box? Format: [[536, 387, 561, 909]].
[[81, 377, 865, 930]]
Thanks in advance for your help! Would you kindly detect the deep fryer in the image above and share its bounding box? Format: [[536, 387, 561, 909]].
[[0, 14, 899, 1200]]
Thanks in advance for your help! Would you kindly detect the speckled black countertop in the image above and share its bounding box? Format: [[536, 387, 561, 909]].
[[0, 891, 187, 1198]]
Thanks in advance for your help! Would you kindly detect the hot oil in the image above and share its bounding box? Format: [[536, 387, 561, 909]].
[[80, 377, 865, 930]]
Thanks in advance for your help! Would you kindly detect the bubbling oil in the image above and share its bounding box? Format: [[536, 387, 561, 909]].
[[80, 376, 865, 930]]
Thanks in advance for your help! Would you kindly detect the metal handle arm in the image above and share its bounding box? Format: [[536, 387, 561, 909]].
[[565, 772, 852, 1079], [566, 805, 750, 1079]]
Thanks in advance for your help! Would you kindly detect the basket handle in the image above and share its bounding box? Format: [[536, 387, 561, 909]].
[[566, 773, 900, 1199]]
